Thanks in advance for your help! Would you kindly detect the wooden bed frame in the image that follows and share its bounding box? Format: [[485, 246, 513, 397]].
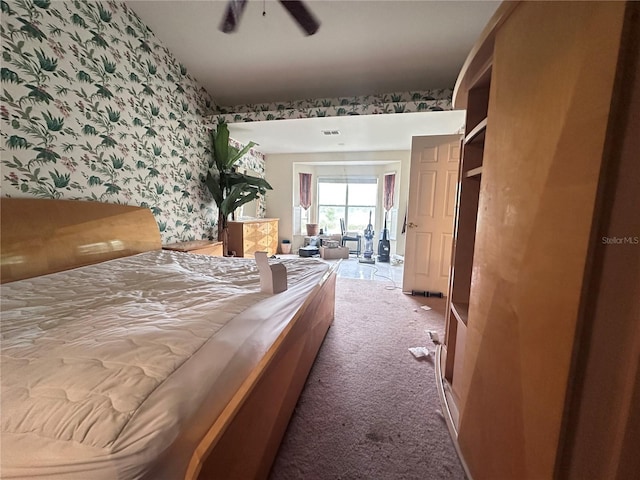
[[0, 198, 338, 480]]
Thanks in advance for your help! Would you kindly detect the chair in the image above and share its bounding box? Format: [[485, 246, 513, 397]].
[[340, 218, 361, 257]]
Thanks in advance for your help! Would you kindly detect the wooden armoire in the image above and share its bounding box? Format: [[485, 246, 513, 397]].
[[438, 2, 639, 479]]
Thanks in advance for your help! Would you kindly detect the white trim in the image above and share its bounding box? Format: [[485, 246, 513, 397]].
[[435, 345, 474, 480]]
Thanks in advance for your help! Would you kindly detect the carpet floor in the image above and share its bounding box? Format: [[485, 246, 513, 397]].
[[269, 277, 466, 480]]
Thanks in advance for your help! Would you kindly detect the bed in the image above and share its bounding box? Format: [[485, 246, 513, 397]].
[[0, 198, 338, 479]]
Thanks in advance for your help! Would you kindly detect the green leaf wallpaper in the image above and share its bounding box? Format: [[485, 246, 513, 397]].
[[214, 89, 453, 123], [0, 0, 266, 243]]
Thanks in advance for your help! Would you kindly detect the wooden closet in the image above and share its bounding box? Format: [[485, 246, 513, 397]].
[[438, 2, 640, 479]]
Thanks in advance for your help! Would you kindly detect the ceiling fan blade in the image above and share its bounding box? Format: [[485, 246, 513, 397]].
[[279, 0, 320, 36], [219, 0, 248, 34]]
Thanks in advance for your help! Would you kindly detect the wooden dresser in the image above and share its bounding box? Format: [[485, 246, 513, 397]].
[[162, 240, 223, 257], [228, 218, 278, 257]]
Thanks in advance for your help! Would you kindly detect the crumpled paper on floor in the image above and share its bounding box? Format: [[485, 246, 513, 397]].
[[409, 346, 429, 358]]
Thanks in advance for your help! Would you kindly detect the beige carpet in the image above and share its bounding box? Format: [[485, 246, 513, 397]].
[[269, 278, 465, 480]]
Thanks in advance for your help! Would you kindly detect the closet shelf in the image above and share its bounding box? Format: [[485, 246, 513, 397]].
[[464, 118, 487, 145], [451, 302, 469, 325], [466, 166, 483, 178]]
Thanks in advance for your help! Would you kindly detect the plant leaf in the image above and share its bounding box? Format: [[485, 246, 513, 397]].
[[212, 120, 229, 169], [220, 185, 259, 215], [205, 170, 223, 206], [230, 186, 261, 211], [228, 140, 257, 166], [227, 172, 272, 191]]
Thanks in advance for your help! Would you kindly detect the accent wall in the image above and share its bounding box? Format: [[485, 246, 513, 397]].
[[0, 0, 266, 243]]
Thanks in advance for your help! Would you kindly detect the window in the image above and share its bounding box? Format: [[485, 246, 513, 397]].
[[294, 206, 310, 235], [318, 178, 377, 234]]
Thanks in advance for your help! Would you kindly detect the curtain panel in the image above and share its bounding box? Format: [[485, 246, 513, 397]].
[[299, 173, 312, 210], [383, 173, 396, 211]]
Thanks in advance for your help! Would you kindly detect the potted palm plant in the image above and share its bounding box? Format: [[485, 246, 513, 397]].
[[205, 119, 272, 255]]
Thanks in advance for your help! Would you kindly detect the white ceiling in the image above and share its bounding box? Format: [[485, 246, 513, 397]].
[[128, 0, 500, 154]]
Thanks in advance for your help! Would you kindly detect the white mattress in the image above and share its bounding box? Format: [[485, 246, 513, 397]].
[[0, 251, 329, 479]]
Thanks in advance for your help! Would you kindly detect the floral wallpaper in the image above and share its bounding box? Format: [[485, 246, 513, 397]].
[[215, 89, 452, 123], [0, 0, 266, 244]]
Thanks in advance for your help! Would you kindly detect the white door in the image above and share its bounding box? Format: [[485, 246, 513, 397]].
[[402, 135, 461, 295]]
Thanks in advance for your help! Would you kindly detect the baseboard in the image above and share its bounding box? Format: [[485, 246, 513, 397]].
[[435, 345, 474, 480]]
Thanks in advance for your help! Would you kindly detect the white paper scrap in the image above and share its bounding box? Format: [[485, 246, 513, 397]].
[[421, 305, 432, 311], [409, 346, 429, 358], [255, 251, 288, 294]]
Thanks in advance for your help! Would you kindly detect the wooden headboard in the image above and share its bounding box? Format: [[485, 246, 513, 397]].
[[0, 198, 162, 284]]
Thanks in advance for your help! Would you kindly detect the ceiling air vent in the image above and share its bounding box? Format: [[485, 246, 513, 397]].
[[321, 130, 340, 136]]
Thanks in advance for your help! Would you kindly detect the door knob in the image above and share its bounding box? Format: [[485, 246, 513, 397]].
[[408, 222, 418, 228]]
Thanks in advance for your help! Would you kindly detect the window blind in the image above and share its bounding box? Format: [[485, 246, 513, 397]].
[[318, 176, 378, 184]]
